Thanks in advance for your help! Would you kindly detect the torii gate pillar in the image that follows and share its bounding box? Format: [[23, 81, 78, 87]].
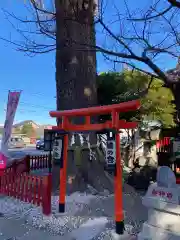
[[49, 99, 140, 235]]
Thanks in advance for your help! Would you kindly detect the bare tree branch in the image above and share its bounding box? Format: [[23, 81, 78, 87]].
[[168, 0, 180, 8], [98, 18, 135, 56], [128, 5, 173, 21], [102, 53, 159, 85], [30, 0, 55, 16], [1, 0, 180, 87]]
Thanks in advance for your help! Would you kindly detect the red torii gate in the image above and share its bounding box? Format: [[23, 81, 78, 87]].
[[49, 99, 140, 235]]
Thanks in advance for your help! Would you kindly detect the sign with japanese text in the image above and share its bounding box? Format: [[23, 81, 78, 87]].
[[0, 91, 21, 169], [53, 139, 62, 160], [147, 185, 179, 204], [106, 140, 116, 165], [151, 188, 173, 200]]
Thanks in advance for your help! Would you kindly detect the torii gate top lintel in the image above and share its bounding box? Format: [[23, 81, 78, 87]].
[[50, 100, 140, 118], [49, 100, 140, 132]]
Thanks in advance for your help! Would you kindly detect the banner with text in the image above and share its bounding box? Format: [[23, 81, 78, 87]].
[[0, 91, 21, 169]]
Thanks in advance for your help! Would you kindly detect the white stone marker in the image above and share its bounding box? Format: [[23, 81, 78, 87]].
[[138, 166, 180, 240]]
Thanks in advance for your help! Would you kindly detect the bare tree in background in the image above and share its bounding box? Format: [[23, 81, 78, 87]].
[[1, 1, 180, 103], [123, 0, 180, 123], [1, 0, 180, 191]]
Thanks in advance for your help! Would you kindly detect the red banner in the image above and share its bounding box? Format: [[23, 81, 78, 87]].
[[0, 91, 21, 170]]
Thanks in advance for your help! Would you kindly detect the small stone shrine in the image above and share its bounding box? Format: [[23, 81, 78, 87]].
[[138, 166, 180, 239]]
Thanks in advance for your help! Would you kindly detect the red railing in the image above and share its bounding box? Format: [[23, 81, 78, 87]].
[[1, 156, 30, 176], [1, 155, 49, 174], [29, 155, 49, 171], [0, 156, 52, 215], [156, 137, 171, 153]]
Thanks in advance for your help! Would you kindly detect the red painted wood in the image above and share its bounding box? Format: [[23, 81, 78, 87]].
[[0, 156, 52, 215], [42, 174, 52, 215], [37, 177, 42, 205], [24, 174, 29, 202], [50, 100, 140, 117]]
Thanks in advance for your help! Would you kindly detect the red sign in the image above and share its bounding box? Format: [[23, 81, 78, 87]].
[[152, 189, 173, 199]]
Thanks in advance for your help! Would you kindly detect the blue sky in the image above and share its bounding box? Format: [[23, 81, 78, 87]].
[[0, 0, 177, 125]]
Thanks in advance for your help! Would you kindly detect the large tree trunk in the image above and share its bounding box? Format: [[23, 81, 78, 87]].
[[167, 60, 180, 127], [53, 0, 114, 195], [55, 0, 97, 111], [171, 82, 180, 125]]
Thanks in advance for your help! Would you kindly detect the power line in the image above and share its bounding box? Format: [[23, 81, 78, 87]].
[[19, 101, 55, 110], [3, 102, 55, 112], [3, 107, 50, 116], [1, 92, 56, 111], [0, 88, 56, 100]]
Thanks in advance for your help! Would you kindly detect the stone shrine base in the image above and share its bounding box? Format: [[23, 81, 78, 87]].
[[138, 222, 180, 240], [137, 166, 180, 240]]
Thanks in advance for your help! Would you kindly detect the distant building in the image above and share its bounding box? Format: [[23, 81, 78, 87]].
[[12, 120, 53, 138], [0, 120, 53, 144], [13, 120, 39, 130]]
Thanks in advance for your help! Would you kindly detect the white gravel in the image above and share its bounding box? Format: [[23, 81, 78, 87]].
[[0, 189, 145, 239]]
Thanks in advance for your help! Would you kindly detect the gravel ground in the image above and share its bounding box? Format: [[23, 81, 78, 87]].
[[1, 148, 147, 239], [0, 184, 147, 239]]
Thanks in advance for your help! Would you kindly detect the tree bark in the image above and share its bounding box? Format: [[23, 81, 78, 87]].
[[171, 82, 180, 125], [55, 0, 97, 112], [53, 0, 114, 195]]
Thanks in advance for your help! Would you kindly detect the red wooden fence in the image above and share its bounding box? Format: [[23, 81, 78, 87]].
[[1, 154, 50, 174], [0, 156, 52, 215]]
